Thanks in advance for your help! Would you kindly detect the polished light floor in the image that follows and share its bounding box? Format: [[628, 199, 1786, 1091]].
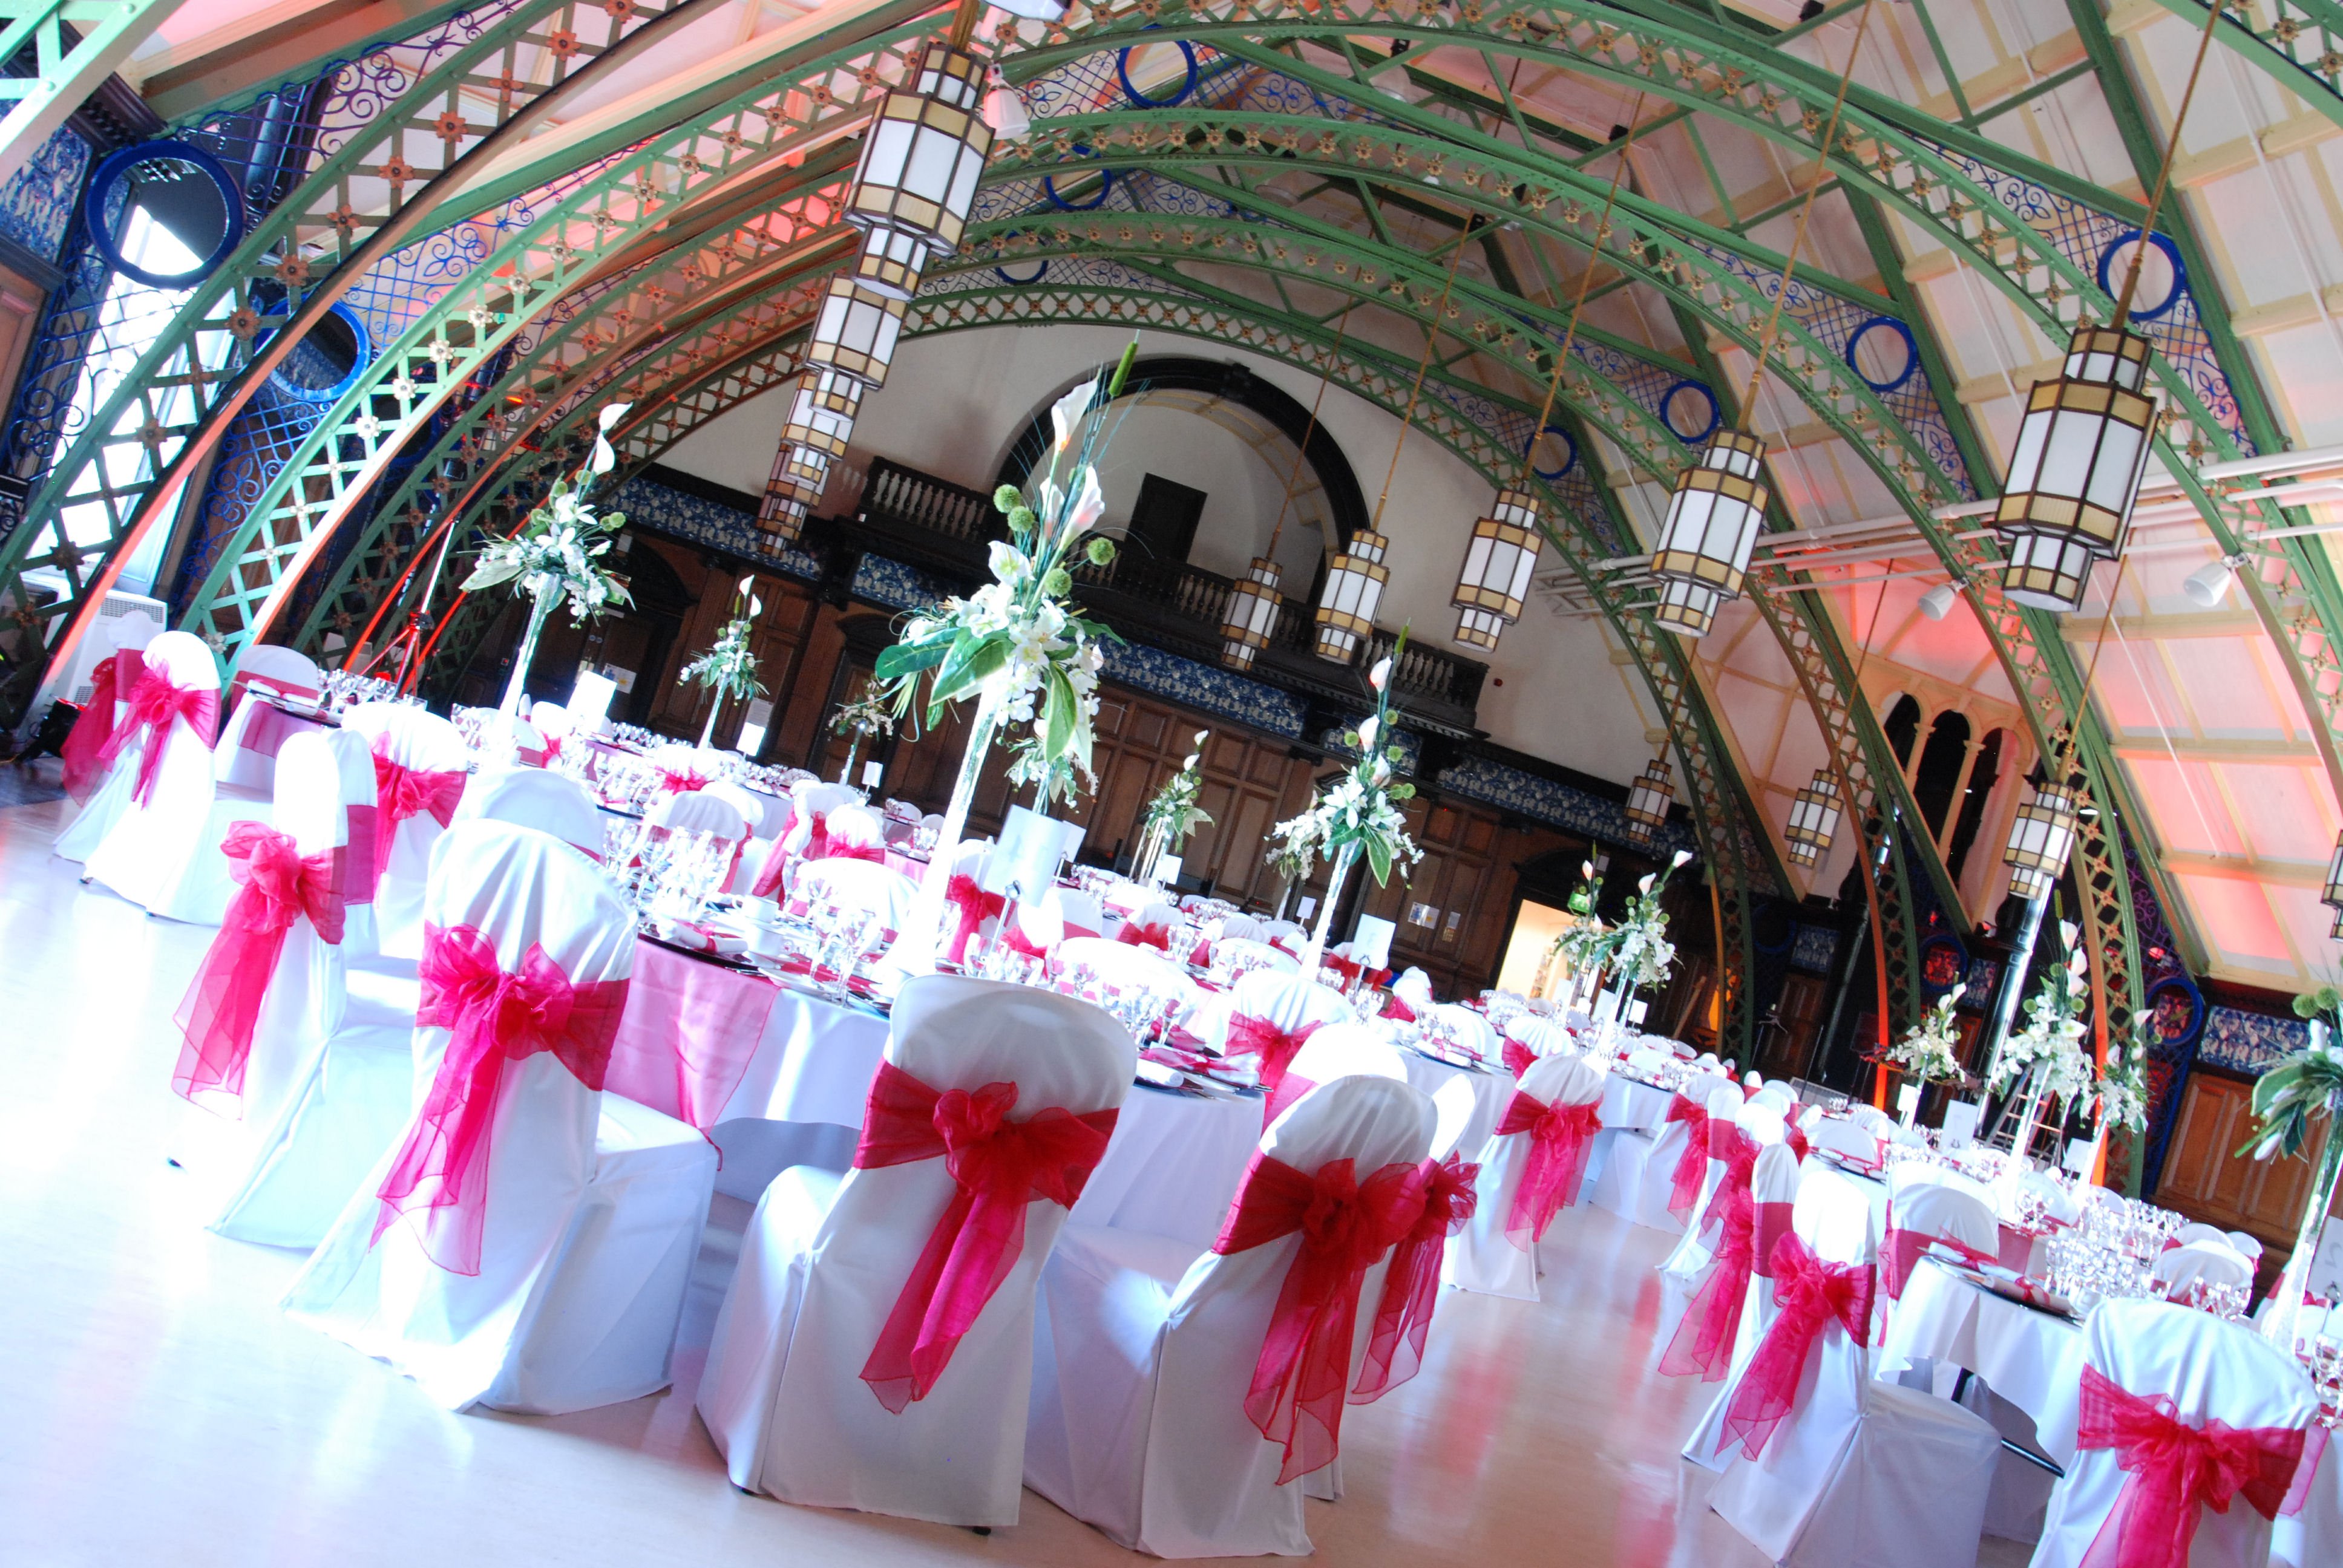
[[0, 793, 2026, 1567]]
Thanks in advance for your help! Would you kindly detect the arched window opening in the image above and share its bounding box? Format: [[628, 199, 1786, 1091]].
[[1945, 727, 2007, 883], [1911, 708, 1972, 840]]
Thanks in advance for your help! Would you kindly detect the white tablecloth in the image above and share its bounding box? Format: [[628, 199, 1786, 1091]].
[[1072, 1084, 1262, 1250], [1876, 1256, 2088, 1460], [1599, 1074, 1675, 1132], [1801, 1158, 1889, 1262], [1402, 1048, 1513, 1161], [713, 985, 892, 1129]]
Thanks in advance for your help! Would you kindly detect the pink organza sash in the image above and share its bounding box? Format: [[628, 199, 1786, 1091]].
[[657, 768, 707, 796], [235, 698, 319, 761], [602, 937, 778, 1142], [371, 738, 465, 894], [1665, 1094, 1711, 1220], [1495, 1089, 1601, 1248], [98, 664, 218, 806], [1881, 1213, 1997, 1299], [59, 651, 135, 803], [851, 1060, 1117, 1412], [1354, 1152, 1478, 1402], [1118, 921, 1170, 952], [1717, 1233, 1875, 1460], [1212, 1150, 1415, 1484], [750, 811, 795, 899], [942, 874, 1004, 965], [1000, 921, 1050, 961], [1222, 1013, 1321, 1102], [342, 804, 379, 905], [171, 822, 342, 1105], [370, 925, 628, 1275], [1659, 1185, 1755, 1382], [820, 840, 886, 865], [1502, 1037, 1536, 1080], [2072, 1363, 2303, 1568]]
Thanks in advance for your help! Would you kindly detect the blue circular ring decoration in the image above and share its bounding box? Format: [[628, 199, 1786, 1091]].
[[2145, 972, 2206, 1047], [84, 140, 247, 289], [1117, 40, 1198, 108], [1043, 143, 1114, 211], [1659, 379, 1721, 445], [995, 255, 1050, 286], [1844, 315, 1919, 394], [267, 301, 374, 404], [2095, 229, 2186, 322], [1523, 422, 1578, 480]]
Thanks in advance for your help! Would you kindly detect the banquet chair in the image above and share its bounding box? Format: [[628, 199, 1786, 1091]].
[[1880, 1177, 2002, 1302], [1389, 965, 1434, 1019], [213, 664, 324, 794], [2224, 1229, 2266, 1263], [2170, 1220, 2232, 1250], [342, 702, 468, 961], [85, 630, 274, 924], [1609, 1078, 1705, 1235], [223, 644, 322, 723], [816, 802, 888, 862], [185, 733, 418, 1249], [1662, 1084, 1760, 1281], [454, 766, 605, 860], [645, 740, 721, 797], [2152, 1240, 2255, 1302], [284, 822, 718, 1414], [1216, 970, 1354, 1108], [1277, 1023, 1412, 1116], [1428, 1002, 1499, 1065], [1806, 1113, 1886, 1171], [54, 645, 159, 861], [1677, 1141, 1805, 1464], [527, 699, 575, 757], [1211, 912, 1266, 946], [1214, 936, 1299, 976], [646, 786, 748, 846], [791, 858, 919, 942], [1448, 1054, 1605, 1302], [1024, 1073, 1436, 1557], [1116, 899, 1181, 951], [1704, 1177, 2000, 1567], [316, 730, 384, 961], [1501, 1014, 1575, 1076], [2029, 1299, 2319, 1568], [696, 978, 1133, 1527], [1054, 935, 1194, 1002], [1261, 918, 1306, 950], [937, 838, 1000, 967], [703, 781, 773, 882], [779, 780, 863, 858]]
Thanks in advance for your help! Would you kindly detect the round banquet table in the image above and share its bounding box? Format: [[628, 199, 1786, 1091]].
[[1398, 1045, 1513, 1161], [1800, 1157, 1889, 1261], [1599, 1073, 1676, 1132], [605, 941, 1269, 1230]]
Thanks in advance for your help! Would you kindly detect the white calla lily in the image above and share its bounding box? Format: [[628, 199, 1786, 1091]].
[[1064, 466, 1106, 537], [1050, 378, 1099, 454], [1369, 657, 1392, 691], [1672, 849, 1693, 868]]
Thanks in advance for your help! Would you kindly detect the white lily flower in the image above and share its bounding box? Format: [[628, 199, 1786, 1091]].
[[1638, 873, 1656, 893], [598, 402, 632, 431], [1064, 466, 1106, 537], [1671, 849, 1693, 868], [988, 540, 1026, 583], [1357, 715, 1380, 748], [1369, 657, 1391, 691], [1049, 378, 1099, 454]]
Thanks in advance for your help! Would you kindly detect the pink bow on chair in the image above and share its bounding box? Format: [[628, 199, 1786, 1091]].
[[850, 1062, 1117, 1412], [820, 840, 886, 865], [59, 651, 136, 803], [657, 767, 707, 796], [371, 925, 629, 1275], [172, 822, 344, 1105], [1717, 1233, 1875, 1460], [2069, 1364, 2305, 1568], [1118, 921, 1171, 952], [371, 739, 465, 893], [1355, 1152, 1478, 1402], [98, 664, 218, 806], [1664, 1094, 1711, 1221], [1660, 1184, 1755, 1382], [1212, 1151, 1417, 1483], [1495, 1088, 1601, 1248], [1226, 1014, 1325, 1127], [942, 875, 1004, 965], [1501, 1037, 1536, 1080]]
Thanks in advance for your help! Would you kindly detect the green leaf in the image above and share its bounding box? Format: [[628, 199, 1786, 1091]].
[[930, 633, 1009, 708], [874, 637, 951, 681], [1365, 837, 1393, 885], [461, 560, 522, 591], [1042, 664, 1077, 761]]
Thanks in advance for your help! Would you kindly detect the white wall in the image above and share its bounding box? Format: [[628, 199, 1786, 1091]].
[[660, 324, 1657, 783]]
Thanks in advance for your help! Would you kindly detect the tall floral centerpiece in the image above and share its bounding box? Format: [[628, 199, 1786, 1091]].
[[830, 678, 896, 785], [1266, 817, 1316, 922], [1886, 984, 1969, 1127], [464, 402, 634, 715], [1987, 929, 2096, 1166], [1274, 636, 1421, 969], [679, 575, 765, 748], [1544, 859, 1610, 1006], [1599, 850, 1689, 1040], [1133, 733, 1211, 883], [2240, 984, 2343, 1351], [871, 344, 1133, 976]]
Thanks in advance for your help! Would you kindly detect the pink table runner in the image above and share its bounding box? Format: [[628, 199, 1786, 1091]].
[[238, 700, 326, 760], [606, 938, 779, 1140]]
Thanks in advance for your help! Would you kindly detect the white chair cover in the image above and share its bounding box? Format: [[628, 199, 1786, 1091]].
[[696, 978, 1133, 1526], [2225, 1230, 2266, 1262], [2152, 1240, 2255, 1296], [781, 779, 863, 855], [1214, 936, 1299, 976], [212, 682, 318, 794], [1662, 1083, 1757, 1279], [53, 641, 156, 861], [1679, 1140, 1807, 1468], [703, 779, 771, 837], [321, 729, 383, 960], [646, 787, 748, 843], [347, 702, 469, 961], [1428, 1002, 1499, 1065], [1447, 1054, 1604, 1301], [1023, 1074, 1435, 1557], [1502, 1014, 1575, 1059], [1054, 935, 1196, 1004], [644, 740, 723, 797], [1705, 1164, 2001, 1567], [1283, 1023, 1412, 1093], [1211, 912, 1267, 946], [454, 765, 605, 860], [820, 802, 887, 854], [201, 732, 416, 1248], [1806, 1114, 1884, 1169], [2172, 1221, 2230, 1248], [792, 858, 919, 940], [85, 630, 270, 923], [283, 822, 716, 1413], [1215, 969, 1352, 1054], [2030, 1300, 2319, 1568]]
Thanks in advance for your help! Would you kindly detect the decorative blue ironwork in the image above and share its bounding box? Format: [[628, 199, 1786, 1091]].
[[0, 125, 87, 263]]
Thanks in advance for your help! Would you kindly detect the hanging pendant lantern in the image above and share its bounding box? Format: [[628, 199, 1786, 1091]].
[[782, 445, 830, 496], [806, 276, 906, 388], [1993, 324, 2157, 612], [1449, 489, 1542, 652], [2003, 781, 2080, 899], [1652, 578, 1723, 639], [1312, 529, 1389, 662], [757, 437, 816, 541], [1220, 558, 1283, 670], [848, 224, 929, 302], [1784, 769, 1843, 867], [781, 368, 863, 461], [844, 42, 992, 261], [1648, 429, 1769, 638], [1624, 757, 1674, 841]]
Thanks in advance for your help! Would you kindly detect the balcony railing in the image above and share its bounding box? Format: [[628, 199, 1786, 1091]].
[[850, 457, 1486, 734]]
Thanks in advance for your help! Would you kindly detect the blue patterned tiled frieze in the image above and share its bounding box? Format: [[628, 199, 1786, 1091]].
[[2197, 1005, 2309, 1077], [1100, 639, 1309, 738], [1436, 753, 1699, 861], [851, 553, 954, 613], [1791, 921, 1840, 976], [611, 478, 822, 581], [0, 126, 87, 263]]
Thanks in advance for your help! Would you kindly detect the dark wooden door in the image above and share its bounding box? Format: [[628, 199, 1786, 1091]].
[[1125, 474, 1207, 566]]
